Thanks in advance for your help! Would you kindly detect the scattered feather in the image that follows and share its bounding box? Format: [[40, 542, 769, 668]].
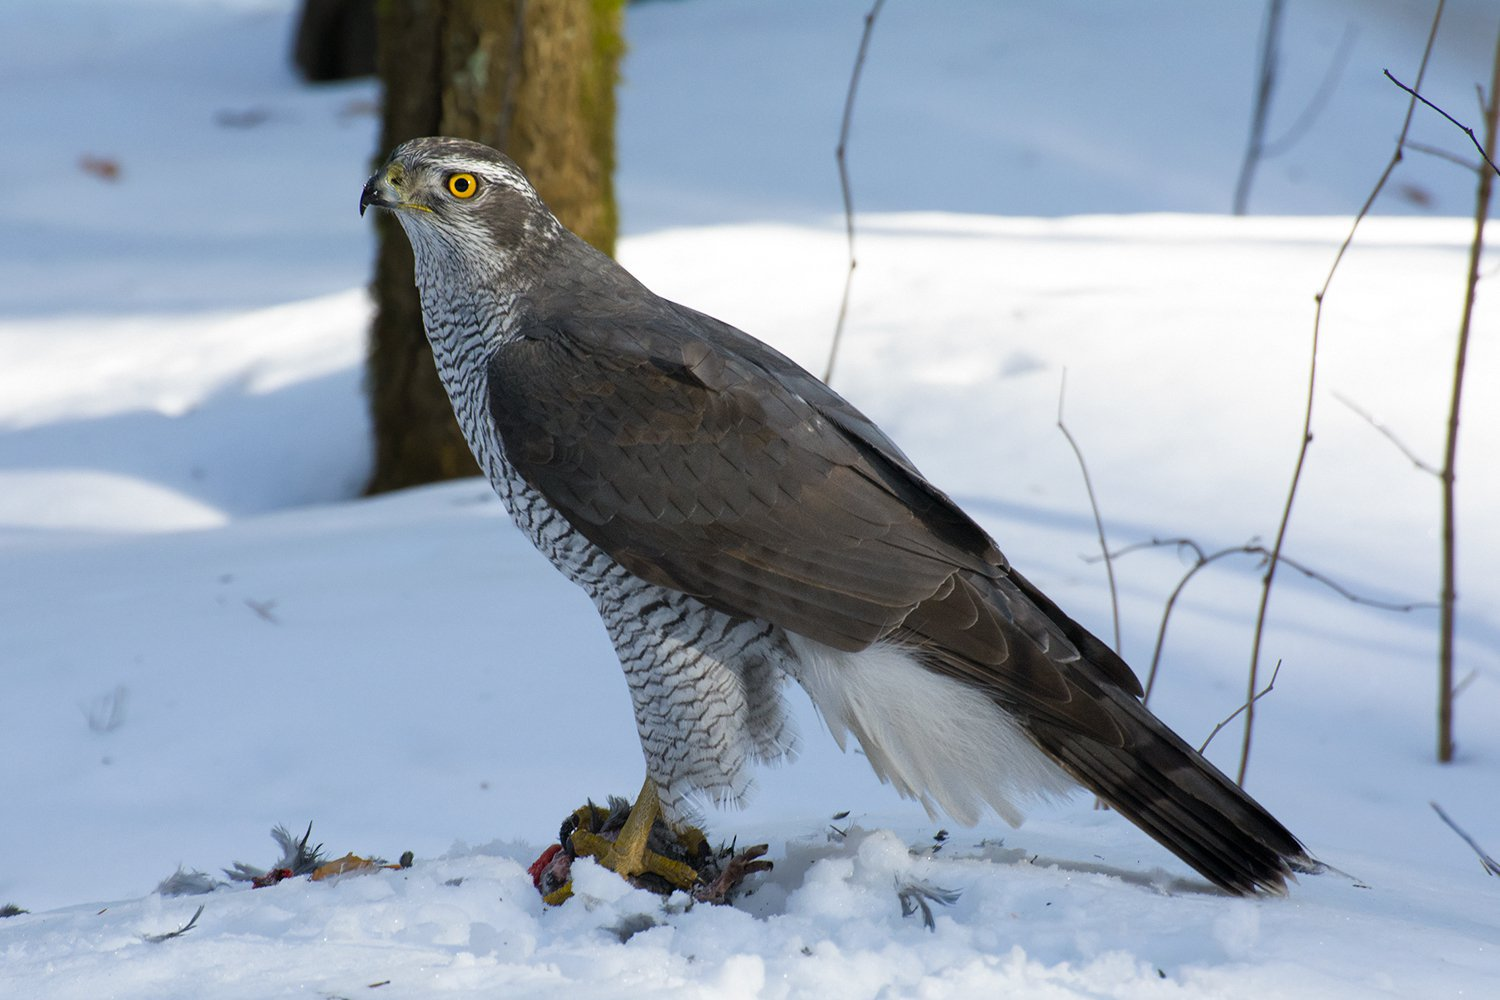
[[311, 853, 388, 881], [141, 904, 204, 943], [896, 877, 962, 931], [225, 822, 324, 887], [608, 913, 662, 943], [156, 867, 220, 897]]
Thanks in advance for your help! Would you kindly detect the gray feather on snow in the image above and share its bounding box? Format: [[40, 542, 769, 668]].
[[155, 867, 219, 897]]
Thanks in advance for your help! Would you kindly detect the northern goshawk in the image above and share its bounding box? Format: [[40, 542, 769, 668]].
[[360, 137, 1316, 896]]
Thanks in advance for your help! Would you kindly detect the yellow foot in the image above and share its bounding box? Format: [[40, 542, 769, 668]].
[[556, 777, 703, 902]]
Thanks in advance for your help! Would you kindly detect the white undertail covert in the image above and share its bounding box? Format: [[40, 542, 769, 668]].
[[784, 633, 1074, 826]]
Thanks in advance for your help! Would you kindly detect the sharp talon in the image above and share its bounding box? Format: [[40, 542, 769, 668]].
[[569, 827, 613, 863], [639, 850, 702, 891], [538, 780, 775, 905], [563, 777, 704, 893]]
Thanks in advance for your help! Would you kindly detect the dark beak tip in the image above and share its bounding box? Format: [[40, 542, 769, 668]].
[[358, 176, 379, 217]]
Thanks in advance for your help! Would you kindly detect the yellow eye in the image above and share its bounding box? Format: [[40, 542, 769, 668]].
[[446, 172, 478, 199]]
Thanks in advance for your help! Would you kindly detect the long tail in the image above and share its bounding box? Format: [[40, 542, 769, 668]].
[[1025, 687, 1318, 896], [905, 567, 1317, 896]]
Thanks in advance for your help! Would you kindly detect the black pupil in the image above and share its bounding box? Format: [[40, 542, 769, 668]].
[[453, 176, 471, 194]]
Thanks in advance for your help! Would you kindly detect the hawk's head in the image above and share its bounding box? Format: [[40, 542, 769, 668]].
[[360, 137, 559, 270]]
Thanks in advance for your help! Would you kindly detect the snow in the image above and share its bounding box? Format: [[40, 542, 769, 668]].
[[3, 0, 1499, 996]]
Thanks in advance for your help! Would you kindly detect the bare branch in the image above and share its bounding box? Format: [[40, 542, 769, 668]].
[[823, 0, 887, 385], [1453, 669, 1479, 700], [1057, 371, 1121, 652], [1272, 549, 1438, 613], [1333, 390, 1441, 475], [1239, 0, 1447, 788], [1404, 139, 1484, 173], [1201, 660, 1282, 755], [1438, 23, 1500, 763], [1091, 536, 1432, 705], [1092, 536, 1433, 613], [1430, 802, 1500, 877], [1384, 69, 1500, 179], [1142, 547, 1239, 704], [1094, 535, 1208, 565]]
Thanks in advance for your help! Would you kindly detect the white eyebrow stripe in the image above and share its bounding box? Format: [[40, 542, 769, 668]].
[[424, 158, 532, 200], [434, 155, 501, 173], [428, 155, 521, 181]]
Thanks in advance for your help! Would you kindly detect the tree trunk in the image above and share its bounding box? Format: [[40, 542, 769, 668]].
[[366, 0, 623, 494], [292, 0, 377, 82]]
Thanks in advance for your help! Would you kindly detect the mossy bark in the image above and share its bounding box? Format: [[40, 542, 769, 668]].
[[366, 0, 623, 494]]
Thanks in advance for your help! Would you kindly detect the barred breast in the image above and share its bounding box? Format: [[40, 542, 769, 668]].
[[419, 296, 798, 822]]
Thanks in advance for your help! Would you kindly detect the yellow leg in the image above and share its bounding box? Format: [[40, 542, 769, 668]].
[[569, 776, 701, 890]]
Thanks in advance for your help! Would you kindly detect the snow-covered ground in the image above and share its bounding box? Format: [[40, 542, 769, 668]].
[[3, 1, 1498, 997]]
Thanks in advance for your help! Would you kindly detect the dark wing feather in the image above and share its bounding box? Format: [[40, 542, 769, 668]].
[[487, 266, 1311, 894], [487, 296, 1008, 652]]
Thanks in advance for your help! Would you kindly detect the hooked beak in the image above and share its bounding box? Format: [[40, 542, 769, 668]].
[[360, 163, 432, 218], [359, 172, 388, 217]]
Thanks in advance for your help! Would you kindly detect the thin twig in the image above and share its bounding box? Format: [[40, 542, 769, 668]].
[[1333, 390, 1441, 475], [823, 0, 886, 385], [1453, 669, 1479, 700], [1273, 550, 1439, 611], [1430, 802, 1500, 876], [1057, 371, 1121, 652], [1101, 536, 1210, 564], [1239, 0, 1447, 788], [1437, 24, 1500, 763], [1201, 661, 1282, 755], [1405, 139, 1483, 173], [1091, 536, 1434, 704], [1091, 536, 1433, 613], [1141, 547, 1238, 703], [1384, 69, 1500, 178]]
